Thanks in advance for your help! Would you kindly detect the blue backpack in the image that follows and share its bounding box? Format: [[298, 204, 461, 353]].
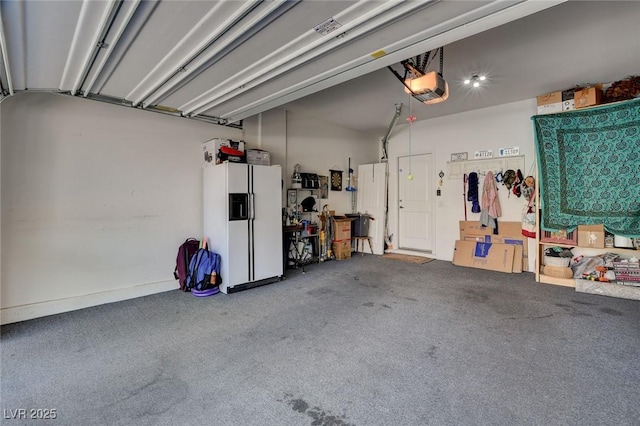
[[185, 247, 221, 291]]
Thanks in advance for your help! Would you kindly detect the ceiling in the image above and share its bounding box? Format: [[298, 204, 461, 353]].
[[284, 0, 640, 135], [0, 1, 637, 136], [0, 0, 567, 126]]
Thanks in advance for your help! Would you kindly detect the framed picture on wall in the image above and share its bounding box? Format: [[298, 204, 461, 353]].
[[287, 189, 297, 208], [319, 175, 328, 199]]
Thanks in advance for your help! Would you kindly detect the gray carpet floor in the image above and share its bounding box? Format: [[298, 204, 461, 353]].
[[2, 257, 639, 426]]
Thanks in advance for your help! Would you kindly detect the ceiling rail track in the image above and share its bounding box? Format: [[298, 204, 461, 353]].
[[220, 0, 565, 122], [128, 0, 267, 107], [53, 90, 240, 129], [145, 0, 302, 110], [182, 0, 435, 117], [0, 6, 14, 96], [81, 0, 142, 97], [60, 0, 120, 95]]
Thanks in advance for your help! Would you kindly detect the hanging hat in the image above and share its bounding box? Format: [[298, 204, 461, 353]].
[[522, 176, 536, 200], [503, 170, 516, 189], [513, 169, 524, 197], [301, 196, 316, 212]]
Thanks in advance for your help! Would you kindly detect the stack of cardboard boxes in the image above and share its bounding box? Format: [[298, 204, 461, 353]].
[[453, 221, 529, 273], [332, 217, 353, 260], [536, 85, 603, 115]]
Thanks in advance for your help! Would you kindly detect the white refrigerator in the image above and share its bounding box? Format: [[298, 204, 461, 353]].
[[204, 162, 283, 293]]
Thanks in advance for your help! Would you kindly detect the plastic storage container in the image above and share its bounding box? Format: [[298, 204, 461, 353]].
[[346, 214, 371, 237]]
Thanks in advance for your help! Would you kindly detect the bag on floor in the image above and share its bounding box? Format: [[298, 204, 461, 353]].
[[174, 238, 201, 291], [185, 246, 222, 292], [521, 204, 536, 238]]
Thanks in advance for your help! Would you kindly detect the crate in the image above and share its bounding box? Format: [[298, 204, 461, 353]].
[[613, 262, 640, 287], [332, 217, 353, 241], [540, 229, 578, 245], [332, 239, 351, 260]]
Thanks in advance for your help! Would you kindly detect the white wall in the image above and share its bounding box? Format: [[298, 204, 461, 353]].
[[243, 109, 289, 202], [388, 98, 538, 269], [0, 93, 241, 324], [285, 110, 379, 215], [244, 108, 379, 215]]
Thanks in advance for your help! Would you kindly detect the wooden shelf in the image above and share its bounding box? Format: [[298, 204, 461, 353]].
[[538, 273, 577, 288], [539, 242, 577, 249], [540, 241, 639, 254]]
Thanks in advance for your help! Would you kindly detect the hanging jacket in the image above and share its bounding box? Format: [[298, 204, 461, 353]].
[[481, 171, 502, 218], [467, 172, 481, 213]]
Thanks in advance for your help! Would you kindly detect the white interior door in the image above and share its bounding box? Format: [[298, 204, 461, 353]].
[[356, 163, 386, 255], [398, 154, 433, 252]]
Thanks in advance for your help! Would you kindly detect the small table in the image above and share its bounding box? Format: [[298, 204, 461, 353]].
[[353, 236, 373, 256]]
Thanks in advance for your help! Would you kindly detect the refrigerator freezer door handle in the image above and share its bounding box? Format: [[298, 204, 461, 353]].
[[250, 193, 255, 219]]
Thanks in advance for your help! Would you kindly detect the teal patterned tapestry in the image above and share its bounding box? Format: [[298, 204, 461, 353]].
[[533, 98, 640, 237]]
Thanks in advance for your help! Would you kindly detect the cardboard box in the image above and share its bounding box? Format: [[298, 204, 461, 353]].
[[462, 235, 523, 273], [574, 86, 603, 109], [536, 91, 562, 115], [537, 103, 562, 115], [246, 149, 270, 166], [537, 91, 562, 106], [332, 240, 351, 260], [332, 217, 353, 241], [452, 240, 515, 273], [578, 224, 605, 248], [202, 139, 220, 167], [202, 139, 245, 166], [458, 221, 528, 271]]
